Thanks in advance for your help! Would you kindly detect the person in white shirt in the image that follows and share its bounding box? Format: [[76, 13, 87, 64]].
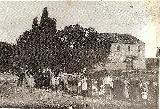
[[77, 79, 82, 95], [55, 76, 60, 93], [141, 91, 148, 105], [60, 73, 68, 90], [81, 76, 88, 97], [51, 75, 56, 89], [123, 80, 130, 99], [103, 75, 113, 100], [123, 79, 130, 99], [140, 81, 149, 105], [103, 75, 113, 88]]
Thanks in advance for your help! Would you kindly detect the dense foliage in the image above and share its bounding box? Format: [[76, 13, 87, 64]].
[[0, 42, 15, 73], [0, 7, 111, 87]]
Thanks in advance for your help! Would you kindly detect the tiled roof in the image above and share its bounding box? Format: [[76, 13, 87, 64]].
[[99, 33, 144, 44]]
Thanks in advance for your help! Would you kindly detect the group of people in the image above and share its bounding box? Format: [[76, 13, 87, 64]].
[[41, 69, 156, 104], [50, 72, 151, 104], [19, 67, 157, 105], [89, 74, 157, 104], [50, 71, 88, 95]]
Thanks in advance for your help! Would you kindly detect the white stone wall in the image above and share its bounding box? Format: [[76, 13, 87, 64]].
[[107, 42, 146, 70]]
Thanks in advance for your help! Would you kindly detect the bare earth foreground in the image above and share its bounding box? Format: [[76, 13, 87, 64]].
[[0, 80, 157, 109]]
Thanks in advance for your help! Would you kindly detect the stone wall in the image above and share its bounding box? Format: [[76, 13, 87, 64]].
[[107, 42, 146, 70]]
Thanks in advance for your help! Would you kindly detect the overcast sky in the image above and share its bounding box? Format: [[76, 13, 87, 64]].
[[0, 1, 159, 58]]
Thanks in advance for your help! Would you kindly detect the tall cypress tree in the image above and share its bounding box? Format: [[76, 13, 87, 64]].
[[40, 7, 48, 24], [32, 17, 38, 29]]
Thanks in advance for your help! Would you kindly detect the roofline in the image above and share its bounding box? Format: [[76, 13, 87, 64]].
[[99, 33, 145, 44]]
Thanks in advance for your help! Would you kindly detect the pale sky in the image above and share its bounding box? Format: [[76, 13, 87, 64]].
[[0, 1, 159, 58]]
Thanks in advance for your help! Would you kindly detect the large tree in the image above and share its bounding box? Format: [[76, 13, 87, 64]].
[[0, 42, 15, 73], [15, 7, 58, 88], [15, 7, 111, 88], [56, 24, 111, 75]]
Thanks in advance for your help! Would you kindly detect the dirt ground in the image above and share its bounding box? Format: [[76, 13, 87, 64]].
[[0, 74, 158, 109], [0, 85, 156, 109]]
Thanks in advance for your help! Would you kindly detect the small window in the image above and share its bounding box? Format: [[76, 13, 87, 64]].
[[117, 45, 120, 51], [138, 46, 141, 52], [128, 46, 130, 51]]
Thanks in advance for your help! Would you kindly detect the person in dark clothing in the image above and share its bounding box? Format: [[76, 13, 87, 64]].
[[129, 79, 141, 102], [113, 79, 125, 100], [17, 73, 25, 87]]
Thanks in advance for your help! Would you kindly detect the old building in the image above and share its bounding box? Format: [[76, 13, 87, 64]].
[[88, 33, 146, 97], [92, 33, 146, 72]]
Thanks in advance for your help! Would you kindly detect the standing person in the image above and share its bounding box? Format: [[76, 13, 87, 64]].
[[123, 79, 130, 99], [81, 76, 88, 97], [61, 73, 68, 91], [103, 74, 113, 100], [130, 77, 141, 102], [77, 77, 82, 95], [113, 77, 124, 100], [51, 74, 56, 90], [150, 80, 158, 105], [141, 80, 149, 105], [55, 76, 60, 93], [91, 79, 97, 96], [25, 72, 35, 88], [17, 72, 25, 87], [141, 91, 148, 105]]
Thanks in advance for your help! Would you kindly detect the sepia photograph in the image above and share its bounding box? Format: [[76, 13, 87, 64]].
[[0, 1, 159, 109]]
